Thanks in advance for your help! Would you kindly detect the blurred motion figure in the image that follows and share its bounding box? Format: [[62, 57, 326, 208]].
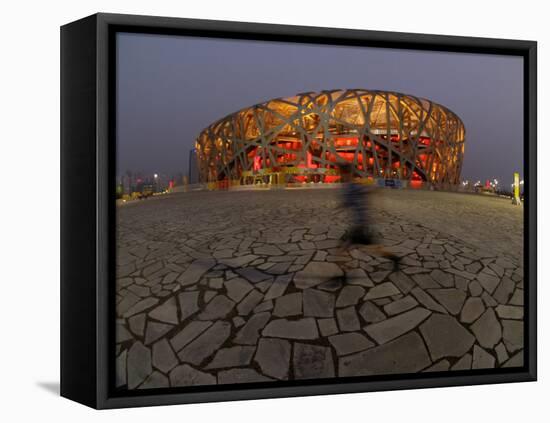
[[338, 163, 400, 271]]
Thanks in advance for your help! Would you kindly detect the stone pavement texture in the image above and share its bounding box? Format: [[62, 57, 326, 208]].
[[115, 189, 524, 390]]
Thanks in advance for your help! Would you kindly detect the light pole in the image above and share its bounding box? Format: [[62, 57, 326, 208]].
[[512, 172, 521, 205]]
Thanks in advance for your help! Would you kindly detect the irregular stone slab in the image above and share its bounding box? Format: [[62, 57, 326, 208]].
[[502, 319, 523, 353], [303, 289, 335, 318], [206, 346, 256, 369], [197, 295, 235, 320], [443, 244, 460, 256], [127, 341, 152, 389], [169, 364, 216, 387], [177, 321, 231, 365], [487, 263, 504, 278], [255, 280, 272, 293], [116, 323, 133, 343], [254, 338, 291, 379], [293, 343, 334, 379], [149, 296, 178, 324], [339, 332, 431, 377], [170, 321, 212, 352], [470, 308, 502, 349], [495, 305, 523, 320], [472, 345, 495, 369], [411, 273, 440, 290], [204, 290, 216, 303], [315, 239, 341, 249], [142, 261, 163, 278], [237, 289, 264, 316], [427, 288, 467, 315], [117, 277, 134, 289], [128, 284, 151, 298], [430, 269, 454, 288], [364, 282, 400, 300], [266, 262, 292, 275], [445, 268, 476, 281], [264, 274, 292, 300], [139, 371, 169, 389], [262, 318, 319, 339], [410, 287, 448, 314], [423, 359, 450, 372], [495, 342, 509, 364], [220, 255, 258, 268], [481, 292, 498, 307], [152, 338, 178, 373], [254, 300, 273, 313], [495, 257, 515, 269], [370, 270, 391, 283], [254, 245, 283, 256], [420, 314, 475, 360], [389, 272, 416, 294], [233, 316, 246, 327], [476, 272, 500, 294], [468, 280, 483, 297], [359, 301, 386, 323], [384, 295, 418, 316], [337, 306, 361, 332], [128, 313, 146, 337], [218, 368, 273, 384], [116, 350, 127, 387], [329, 332, 374, 356], [318, 318, 339, 337], [451, 353, 472, 370], [273, 292, 302, 317], [177, 259, 216, 286], [178, 291, 200, 322], [234, 312, 271, 345], [460, 297, 485, 323], [224, 277, 253, 302], [294, 262, 343, 289], [509, 289, 524, 306], [144, 321, 173, 345], [502, 350, 524, 368], [123, 297, 159, 318], [213, 249, 234, 259], [402, 266, 430, 275], [346, 268, 374, 287], [465, 262, 482, 274], [317, 278, 343, 292], [209, 277, 224, 289], [236, 267, 272, 283], [336, 285, 365, 308], [365, 307, 431, 344], [493, 277, 515, 304]]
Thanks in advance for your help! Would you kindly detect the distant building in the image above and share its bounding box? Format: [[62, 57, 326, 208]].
[[194, 89, 465, 186], [188, 148, 199, 184]]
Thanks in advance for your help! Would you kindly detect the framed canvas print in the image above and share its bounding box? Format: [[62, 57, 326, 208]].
[[60, 13, 537, 409]]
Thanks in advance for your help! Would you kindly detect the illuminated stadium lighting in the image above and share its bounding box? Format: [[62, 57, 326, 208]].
[[195, 89, 465, 186]]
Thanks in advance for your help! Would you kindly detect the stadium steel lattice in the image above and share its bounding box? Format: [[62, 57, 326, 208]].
[[194, 89, 465, 187]]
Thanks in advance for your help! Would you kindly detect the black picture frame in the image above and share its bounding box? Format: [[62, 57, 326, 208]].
[[60, 12, 537, 409]]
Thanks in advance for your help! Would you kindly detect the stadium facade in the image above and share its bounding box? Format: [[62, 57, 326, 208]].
[[194, 89, 465, 187]]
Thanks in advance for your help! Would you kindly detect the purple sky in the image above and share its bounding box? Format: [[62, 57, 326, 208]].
[[116, 32, 523, 186]]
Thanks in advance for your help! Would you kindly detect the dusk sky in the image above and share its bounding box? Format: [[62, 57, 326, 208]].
[[116, 32, 523, 187]]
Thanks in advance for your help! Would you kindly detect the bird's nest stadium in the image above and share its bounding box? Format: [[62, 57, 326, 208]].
[[194, 89, 465, 188]]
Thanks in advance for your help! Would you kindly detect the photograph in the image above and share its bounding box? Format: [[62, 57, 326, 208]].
[[2, 0, 547, 420], [114, 32, 526, 390]]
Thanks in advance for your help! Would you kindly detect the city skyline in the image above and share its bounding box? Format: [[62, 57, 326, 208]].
[[116, 32, 524, 186]]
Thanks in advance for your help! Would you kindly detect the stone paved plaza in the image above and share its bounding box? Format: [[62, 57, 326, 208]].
[[115, 188, 524, 390]]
